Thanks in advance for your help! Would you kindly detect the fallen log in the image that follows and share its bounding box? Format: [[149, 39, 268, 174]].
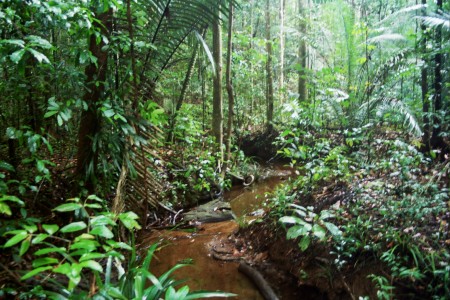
[[238, 262, 279, 300]]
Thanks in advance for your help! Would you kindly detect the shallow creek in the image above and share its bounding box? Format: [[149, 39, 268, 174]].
[[138, 167, 293, 299]]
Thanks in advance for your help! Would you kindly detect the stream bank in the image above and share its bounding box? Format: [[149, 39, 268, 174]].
[[138, 165, 308, 299]]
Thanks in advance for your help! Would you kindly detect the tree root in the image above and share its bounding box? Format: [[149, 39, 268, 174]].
[[238, 262, 279, 300]]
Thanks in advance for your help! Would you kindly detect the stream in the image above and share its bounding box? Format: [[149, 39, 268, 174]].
[[139, 166, 297, 299]]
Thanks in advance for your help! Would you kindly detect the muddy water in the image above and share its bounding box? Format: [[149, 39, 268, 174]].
[[139, 168, 292, 299]]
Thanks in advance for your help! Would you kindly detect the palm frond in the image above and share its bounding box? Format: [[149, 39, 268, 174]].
[[416, 13, 450, 30], [376, 4, 427, 25], [375, 98, 423, 137], [367, 33, 407, 44], [133, 0, 232, 81]]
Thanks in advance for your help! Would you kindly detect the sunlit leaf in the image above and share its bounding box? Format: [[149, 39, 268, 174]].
[[4, 231, 28, 247], [21, 266, 53, 280], [54, 203, 82, 212], [60, 221, 87, 233]]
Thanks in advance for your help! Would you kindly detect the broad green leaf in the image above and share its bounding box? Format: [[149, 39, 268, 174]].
[[35, 247, 66, 256], [74, 233, 95, 242], [44, 110, 58, 118], [324, 222, 342, 236], [32, 257, 59, 268], [319, 210, 334, 220], [279, 216, 302, 224], [103, 109, 115, 118], [299, 235, 311, 251], [60, 221, 87, 233], [4, 231, 28, 247], [79, 252, 106, 262], [90, 225, 114, 239], [0, 195, 24, 205], [106, 240, 132, 251], [42, 224, 59, 235], [87, 195, 103, 202], [118, 212, 141, 230], [0, 161, 15, 172], [0, 202, 11, 215], [24, 224, 38, 233], [26, 35, 52, 49], [312, 224, 326, 240], [27, 48, 50, 64], [80, 260, 103, 272], [53, 203, 82, 212], [32, 233, 49, 244], [21, 266, 52, 280], [19, 238, 31, 256], [10, 49, 26, 63], [85, 203, 102, 209], [91, 215, 116, 227], [70, 239, 100, 252], [0, 39, 25, 47], [53, 263, 71, 275]]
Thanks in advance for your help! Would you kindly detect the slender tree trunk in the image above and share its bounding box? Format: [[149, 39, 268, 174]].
[[212, 8, 224, 158], [223, 1, 235, 175], [420, 0, 430, 152], [279, 0, 285, 106], [249, 1, 254, 119], [430, 0, 445, 151], [127, 0, 138, 112], [298, 0, 308, 103], [76, 8, 112, 190], [167, 42, 200, 142], [265, 0, 274, 132]]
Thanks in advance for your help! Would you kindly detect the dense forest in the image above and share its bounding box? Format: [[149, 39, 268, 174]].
[[0, 0, 449, 299]]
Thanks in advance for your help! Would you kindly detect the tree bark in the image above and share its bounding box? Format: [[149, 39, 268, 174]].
[[420, 0, 430, 152], [298, 0, 308, 103], [279, 0, 285, 106], [265, 0, 274, 132], [223, 1, 235, 175], [430, 0, 445, 152], [212, 7, 223, 158], [75, 8, 112, 190]]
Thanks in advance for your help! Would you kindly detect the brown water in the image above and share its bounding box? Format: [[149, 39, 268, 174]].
[[139, 167, 292, 299]]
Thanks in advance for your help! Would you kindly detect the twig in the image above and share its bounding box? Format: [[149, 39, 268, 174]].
[[0, 262, 23, 285]]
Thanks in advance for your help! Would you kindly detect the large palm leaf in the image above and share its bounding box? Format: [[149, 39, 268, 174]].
[[131, 0, 231, 95]]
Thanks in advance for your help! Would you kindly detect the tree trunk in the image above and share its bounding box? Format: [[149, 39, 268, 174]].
[[430, 0, 445, 152], [223, 1, 235, 175], [298, 0, 308, 103], [279, 0, 285, 106], [265, 0, 274, 132], [167, 42, 200, 143], [212, 7, 224, 159], [75, 8, 112, 190], [420, 0, 430, 152]]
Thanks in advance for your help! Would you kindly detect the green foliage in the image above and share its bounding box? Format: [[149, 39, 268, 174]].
[[280, 204, 342, 251], [1, 195, 235, 299]]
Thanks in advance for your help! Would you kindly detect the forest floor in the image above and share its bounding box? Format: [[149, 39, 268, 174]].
[[211, 129, 450, 300]]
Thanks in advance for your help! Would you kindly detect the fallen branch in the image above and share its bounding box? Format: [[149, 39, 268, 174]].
[[238, 262, 279, 300]]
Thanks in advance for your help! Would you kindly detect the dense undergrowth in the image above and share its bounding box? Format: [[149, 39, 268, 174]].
[[266, 125, 450, 299]]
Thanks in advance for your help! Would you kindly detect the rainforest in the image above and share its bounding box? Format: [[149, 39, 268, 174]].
[[0, 0, 449, 299]]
